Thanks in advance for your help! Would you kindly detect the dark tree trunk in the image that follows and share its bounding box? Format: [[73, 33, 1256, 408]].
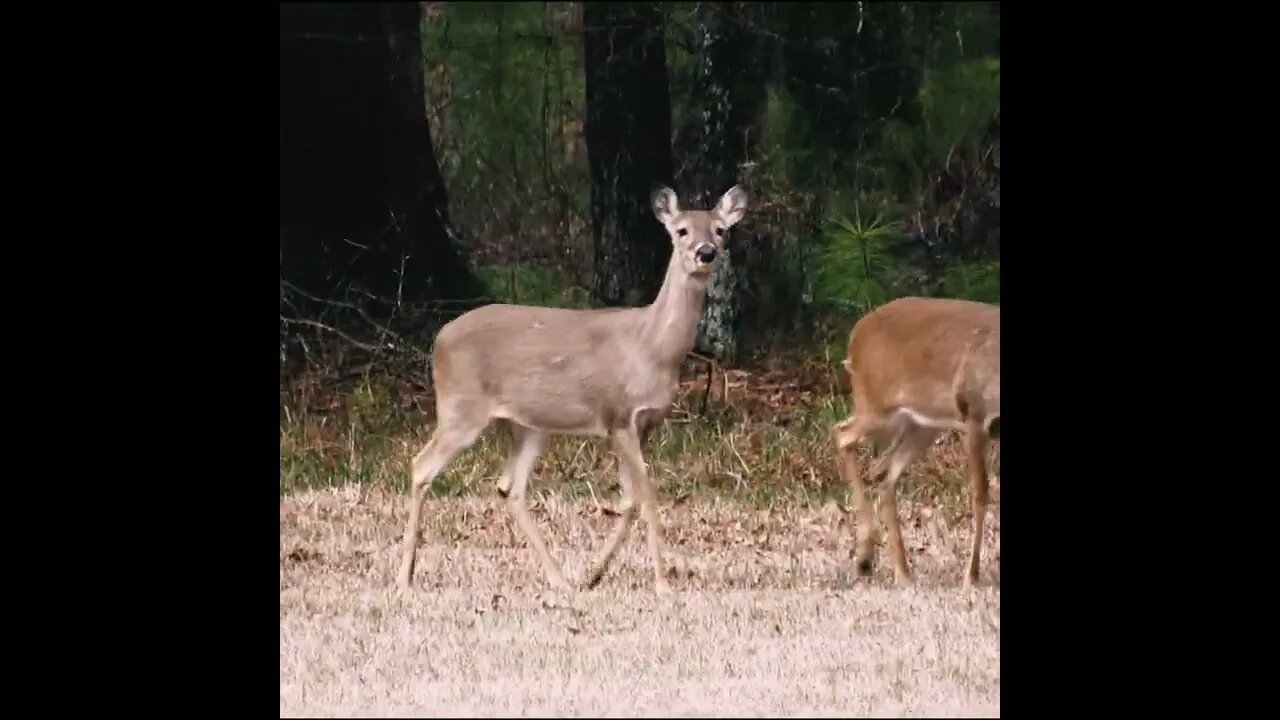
[[279, 1, 480, 312], [675, 2, 771, 362], [780, 2, 938, 178], [583, 2, 675, 308]]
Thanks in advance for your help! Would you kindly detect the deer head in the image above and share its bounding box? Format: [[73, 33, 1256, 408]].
[[651, 184, 749, 278]]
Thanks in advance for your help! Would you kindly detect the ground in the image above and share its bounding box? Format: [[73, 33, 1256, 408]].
[[281, 353, 1000, 717], [280, 481, 1000, 717]]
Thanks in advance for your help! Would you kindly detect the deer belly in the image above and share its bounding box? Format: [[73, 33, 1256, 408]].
[[492, 398, 610, 437]]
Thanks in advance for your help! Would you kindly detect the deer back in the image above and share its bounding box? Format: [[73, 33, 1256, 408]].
[[845, 297, 1000, 430]]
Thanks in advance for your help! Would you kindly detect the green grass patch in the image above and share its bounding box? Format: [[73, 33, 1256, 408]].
[[280, 374, 987, 516]]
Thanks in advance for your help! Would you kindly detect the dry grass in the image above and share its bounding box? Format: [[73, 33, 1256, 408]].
[[280, 360, 998, 512], [281, 354, 1001, 716], [280, 482, 1000, 717]]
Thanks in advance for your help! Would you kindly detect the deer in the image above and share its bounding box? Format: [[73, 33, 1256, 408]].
[[396, 184, 750, 597], [831, 296, 999, 588]]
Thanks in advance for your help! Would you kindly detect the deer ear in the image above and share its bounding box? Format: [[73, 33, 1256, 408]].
[[715, 185, 749, 227], [651, 184, 679, 225]]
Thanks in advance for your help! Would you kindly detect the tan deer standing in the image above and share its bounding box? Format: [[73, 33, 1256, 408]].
[[831, 296, 999, 587], [397, 184, 750, 596]]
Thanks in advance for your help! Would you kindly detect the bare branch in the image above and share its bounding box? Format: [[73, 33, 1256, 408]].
[[279, 315, 393, 354]]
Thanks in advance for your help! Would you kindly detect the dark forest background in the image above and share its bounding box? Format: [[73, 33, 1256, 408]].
[[280, 1, 999, 491]]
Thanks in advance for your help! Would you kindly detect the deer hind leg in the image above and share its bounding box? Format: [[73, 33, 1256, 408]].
[[874, 421, 942, 586], [396, 409, 490, 591], [833, 414, 880, 576], [583, 447, 639, 590], [501, 423, 571, 592], [964, 419, 991, 587], [613, 427, 671, 596]]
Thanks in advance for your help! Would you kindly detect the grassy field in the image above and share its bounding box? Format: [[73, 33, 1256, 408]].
[[280, 357, 1000, 717]]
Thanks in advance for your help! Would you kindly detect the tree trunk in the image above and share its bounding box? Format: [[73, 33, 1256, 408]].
[[279, 1, 481, 313], [780, 2, 937, 179], [675, 2, 771, 362], [583, 2, 675, 308]]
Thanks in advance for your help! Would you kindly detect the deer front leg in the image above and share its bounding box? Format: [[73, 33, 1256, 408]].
[[613, 428, 671, 596], [964, 420, 991, 588]]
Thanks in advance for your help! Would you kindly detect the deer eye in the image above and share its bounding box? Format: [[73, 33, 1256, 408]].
[[677, 228, 688, 237], [714, 227, 724, 236]]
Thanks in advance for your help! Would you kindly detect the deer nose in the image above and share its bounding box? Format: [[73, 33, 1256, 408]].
[[695, 245, 717, 264]]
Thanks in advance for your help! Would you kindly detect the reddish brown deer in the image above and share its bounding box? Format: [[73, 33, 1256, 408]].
[[397, 184, 750, 596], [832, 296, 1000, 587]]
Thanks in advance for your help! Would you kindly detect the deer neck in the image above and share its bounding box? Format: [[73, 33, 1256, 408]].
[[639, 253, 707, 367]]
